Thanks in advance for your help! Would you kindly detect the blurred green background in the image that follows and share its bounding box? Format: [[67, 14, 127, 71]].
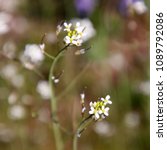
[[0, 0, 149, 150]]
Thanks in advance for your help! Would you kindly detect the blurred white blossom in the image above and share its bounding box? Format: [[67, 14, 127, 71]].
[[0, 124, 16, 143], [20, 44, 44, 69], [2, 41, 17, 59], [8, 105, 26, 120], [124, 112, 140, 128], [1, 64, 18, 79], [0, 12, 11, 35], [1, 64, 24, 88], [132, 1, 147, 15], [0, 0, 20, 12], [8, 92, 18, 105], [36, 80, 51, 99], [94, 121, 114, 137], [11, 74, 24, 88], [108, 52, 125, 72], [138, 81, 150, 95]]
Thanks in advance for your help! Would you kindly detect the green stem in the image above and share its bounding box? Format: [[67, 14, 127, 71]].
[[49, 45, 69, 150], [73, 132, 78, 150], [73, 115, 93, 150], [43, 51, 55, 60]]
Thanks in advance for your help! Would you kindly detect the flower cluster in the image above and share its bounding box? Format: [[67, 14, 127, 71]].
[[63, 22, 84, 46], [89, 95, 112, 120]]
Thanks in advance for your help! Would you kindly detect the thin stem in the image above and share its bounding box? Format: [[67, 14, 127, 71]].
[[49, 45, 69, 150], [43, 51, 55, 60], [73, 133, 78, 150], [73, 115, 93, 150]]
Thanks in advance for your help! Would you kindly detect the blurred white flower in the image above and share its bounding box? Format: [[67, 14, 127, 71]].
[[132, 1, 147, 15], [20, 44, 44, 69], [124, 112, 140, 128], [1, 64, 24, 88], [36, 80, 50, 99], [45, 32, 57, 44], [1, 64, 17, 79], [94, 121, 114, 137], [0, 124, 16, 143], [0, 12, 11, 35], [8, 105, 26, 120], [108, 52, 125, 72], [11, 74, 24, 88], [71, 18, 96, 42], [8, 92, 18, 105], [2, 41, 17, 59], [138, 81, 150, 95], [0, 0, 20, 12]]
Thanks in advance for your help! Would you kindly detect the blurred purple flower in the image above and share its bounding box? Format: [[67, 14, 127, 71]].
[[74, 0, 97, 18], [119, 0, 147, 16]]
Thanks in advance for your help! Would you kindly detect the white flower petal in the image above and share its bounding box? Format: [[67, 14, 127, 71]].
[[95, 112, 100, 120], [105, 107, 110, 111], [106, 95, 110, 100], [101, 97, 105, 101]]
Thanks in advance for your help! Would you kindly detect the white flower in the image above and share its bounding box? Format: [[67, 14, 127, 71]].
[[20, 44, 44, 69], [64, 36, 72, 44], [94, 121, 113, 137], [8, 92, 18, 105], [89, 106, 100, 120], [132, 1, 147, 15], [1, 64, 24, 88], [100, 106, 110, 117], [1, 64, 17, 79], [8, 105, 26, 120], [138, 81, 150, 95], [71, 18, 96, 42], [101, 95, 112, 105], [37, 80, 51, 99], [64, 22, 72, 31], [89, 101, 96, 107], [63, 22, 84, 46], [89, 95, 112, 121], [0, 12, 11, 35], [72, 39, 83, 46], [124, 112, 140, 128]]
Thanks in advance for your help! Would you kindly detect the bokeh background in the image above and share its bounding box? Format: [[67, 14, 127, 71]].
[[0, 0, 149, 150]]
